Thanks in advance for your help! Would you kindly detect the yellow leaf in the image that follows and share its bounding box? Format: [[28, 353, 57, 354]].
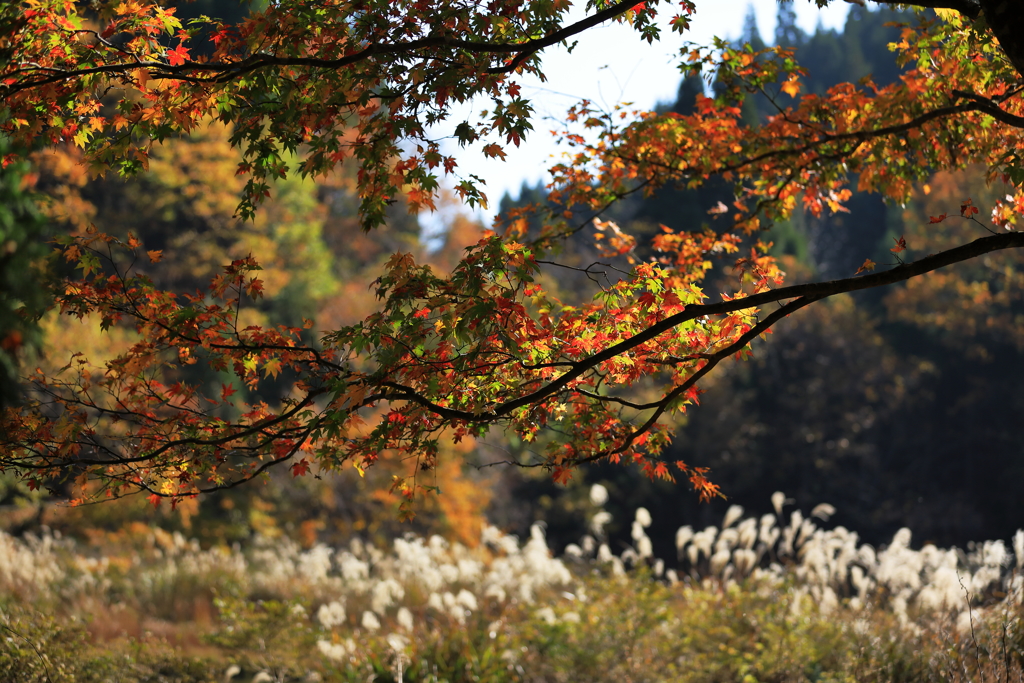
[[243, 354, 258, 374], [781, 77, 801, 98], [262, 357, 282, 379]]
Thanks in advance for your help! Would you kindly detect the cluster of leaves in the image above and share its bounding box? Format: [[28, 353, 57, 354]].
[[4, 0, 1024, 510], [548, 5, 1024, 551], [547, 17, 1024, 237], [0, 0, 693, 225], [10, 230, 330, 506], [9, 213, 758, 510]]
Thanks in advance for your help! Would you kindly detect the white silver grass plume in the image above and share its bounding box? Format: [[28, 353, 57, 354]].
[[771, 491, 786, 517], [722, 505, 744, 529], [675, 526, 694, 555], [1014, 529, 1024, 570], [810, 503, 836, 521]]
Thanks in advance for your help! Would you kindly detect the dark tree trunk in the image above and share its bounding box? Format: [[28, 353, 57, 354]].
[[883, 2, 1022, 79], [977, 0, 1024, 79]]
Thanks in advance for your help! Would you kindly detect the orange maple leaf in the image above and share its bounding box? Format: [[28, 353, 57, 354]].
[[960, 198, 980, 217], [482, 143, 507, 160], [166, 44, 190, 67], [133, 68, 150, 91], [552, 466, 573, 485]]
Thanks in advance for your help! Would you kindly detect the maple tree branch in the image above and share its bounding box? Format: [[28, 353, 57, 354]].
[[482, 0, 649, 75], [575, 294, 821, 465], [535, 260, 632, 289], [378, 231, 1024, 424], [574, 388, 660, 410], [951, 90, 1024, 128], [610, 100, 984, 187], [1, 0, 645, 94], [141, 392, 322, 458], [91, 275, 346, 373], [193, 425, 317, 495], [723, 100, 986, 171], [586, 231, 1024, 367], [613, 94, 1024, 199], [13, 388, 326, 470]]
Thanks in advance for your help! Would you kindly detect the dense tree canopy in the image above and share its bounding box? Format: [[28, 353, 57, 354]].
[[2, 0, 1024, 514]]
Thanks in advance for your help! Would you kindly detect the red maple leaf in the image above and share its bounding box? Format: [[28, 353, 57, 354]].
[[960, 198, 980, 217], [291, 459, 311, 477], [247, 278, 264, 298], [166, 44, 190, 67]]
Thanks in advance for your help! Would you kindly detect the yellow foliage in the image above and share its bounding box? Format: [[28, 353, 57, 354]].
[[34, 310, 139, 375]]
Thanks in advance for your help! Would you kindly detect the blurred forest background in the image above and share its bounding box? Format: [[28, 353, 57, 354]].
[[5, 1, 1023, 564]]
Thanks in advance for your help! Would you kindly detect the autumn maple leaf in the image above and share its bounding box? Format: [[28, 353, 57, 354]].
[[482, 143, 507, 160], [166, 44, 190, 67], [247, 278, 264, 298], [262, 358, 282, 379], [780, 76, 801, 98], [891, 236, 908, 254]]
